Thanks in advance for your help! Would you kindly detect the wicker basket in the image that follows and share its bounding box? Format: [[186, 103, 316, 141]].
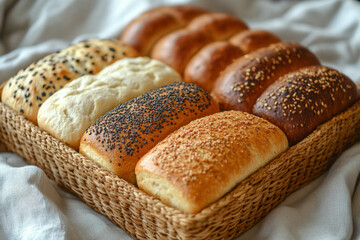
[[1, 96, 360, 239]]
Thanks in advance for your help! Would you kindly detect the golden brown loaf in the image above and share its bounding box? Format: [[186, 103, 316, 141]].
[[37, 57, 181, 150], [151, 13, 248, 74], [151, 29, 214, 74], [184, 41, 244, 92], [229, 29, 281, 54], [135, 111, 289, 214], [1, 39, 139, 124], [253, 66, 360, 145], [120, 5, 208, 55], [212, 42, 321, 112], [187, 13, 248, 40], [79, 82, 219, 184]]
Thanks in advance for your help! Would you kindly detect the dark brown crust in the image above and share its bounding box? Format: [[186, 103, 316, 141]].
[[79, 82, 219, 184], [253, 65, 360, 145], [184, 30, 281, 93], [120, 5, 208, 55], [211, 42, 321, 112], [229, 29, 281, 54]]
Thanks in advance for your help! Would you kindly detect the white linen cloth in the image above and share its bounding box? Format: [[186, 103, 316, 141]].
[[0, 0, 359, 239]]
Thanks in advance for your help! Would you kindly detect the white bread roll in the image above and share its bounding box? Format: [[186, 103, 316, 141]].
[[37, 57, 182, 150], [1, 39, 139, 124], [135, 111, 288, 213]]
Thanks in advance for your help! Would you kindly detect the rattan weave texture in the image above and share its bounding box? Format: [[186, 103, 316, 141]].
[[1, 100, 360, 240]]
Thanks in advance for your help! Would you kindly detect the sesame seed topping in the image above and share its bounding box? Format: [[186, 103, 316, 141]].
[[227, 42, 320, 111], [254, 65, 360, 145], [2, 39, 136, 116]]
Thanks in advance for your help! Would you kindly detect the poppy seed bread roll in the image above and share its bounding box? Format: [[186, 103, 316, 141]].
[[135, 111, 289, 214], [38, 57, 181, 150], [1, 39, 139, 124], [212, 42, 321, 112], [120, 5, 208, 55], [253, 66, 360, 145], [79, 82, 219, 184]]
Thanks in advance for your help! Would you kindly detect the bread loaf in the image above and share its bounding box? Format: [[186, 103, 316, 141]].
[[184, 41, 244, 92], [187, 13, 248, 40], [120, 5, 208, 55], [151, 29, 214, 74], [135, 111, 289, 213], [253, 66, 360, 145], [79, 82, 219, 184], [38, 57, 181, 150], [229, 29, 281, 54], [212, 42, 321, 112], [1, 39, 139, 124], [151, 13, 248, 74], [184, 30, 280, 92]]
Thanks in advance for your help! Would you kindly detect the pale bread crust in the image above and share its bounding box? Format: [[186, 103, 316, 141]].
[[136, 111, 289, 213], [1, 39, 139, 124], [38, 57, 181, 150]]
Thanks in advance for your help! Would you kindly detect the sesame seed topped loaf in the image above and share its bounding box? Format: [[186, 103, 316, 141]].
[[135, 111, 289, 213], [79, 82, 219, 184], [37, 57, 181, 150], [211, 42, 321, 112], [253, 66, 360, 145], [1, 39, 139, 124]]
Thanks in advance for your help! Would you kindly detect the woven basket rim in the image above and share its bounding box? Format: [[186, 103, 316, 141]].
[[1, 97, 360, 223]]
